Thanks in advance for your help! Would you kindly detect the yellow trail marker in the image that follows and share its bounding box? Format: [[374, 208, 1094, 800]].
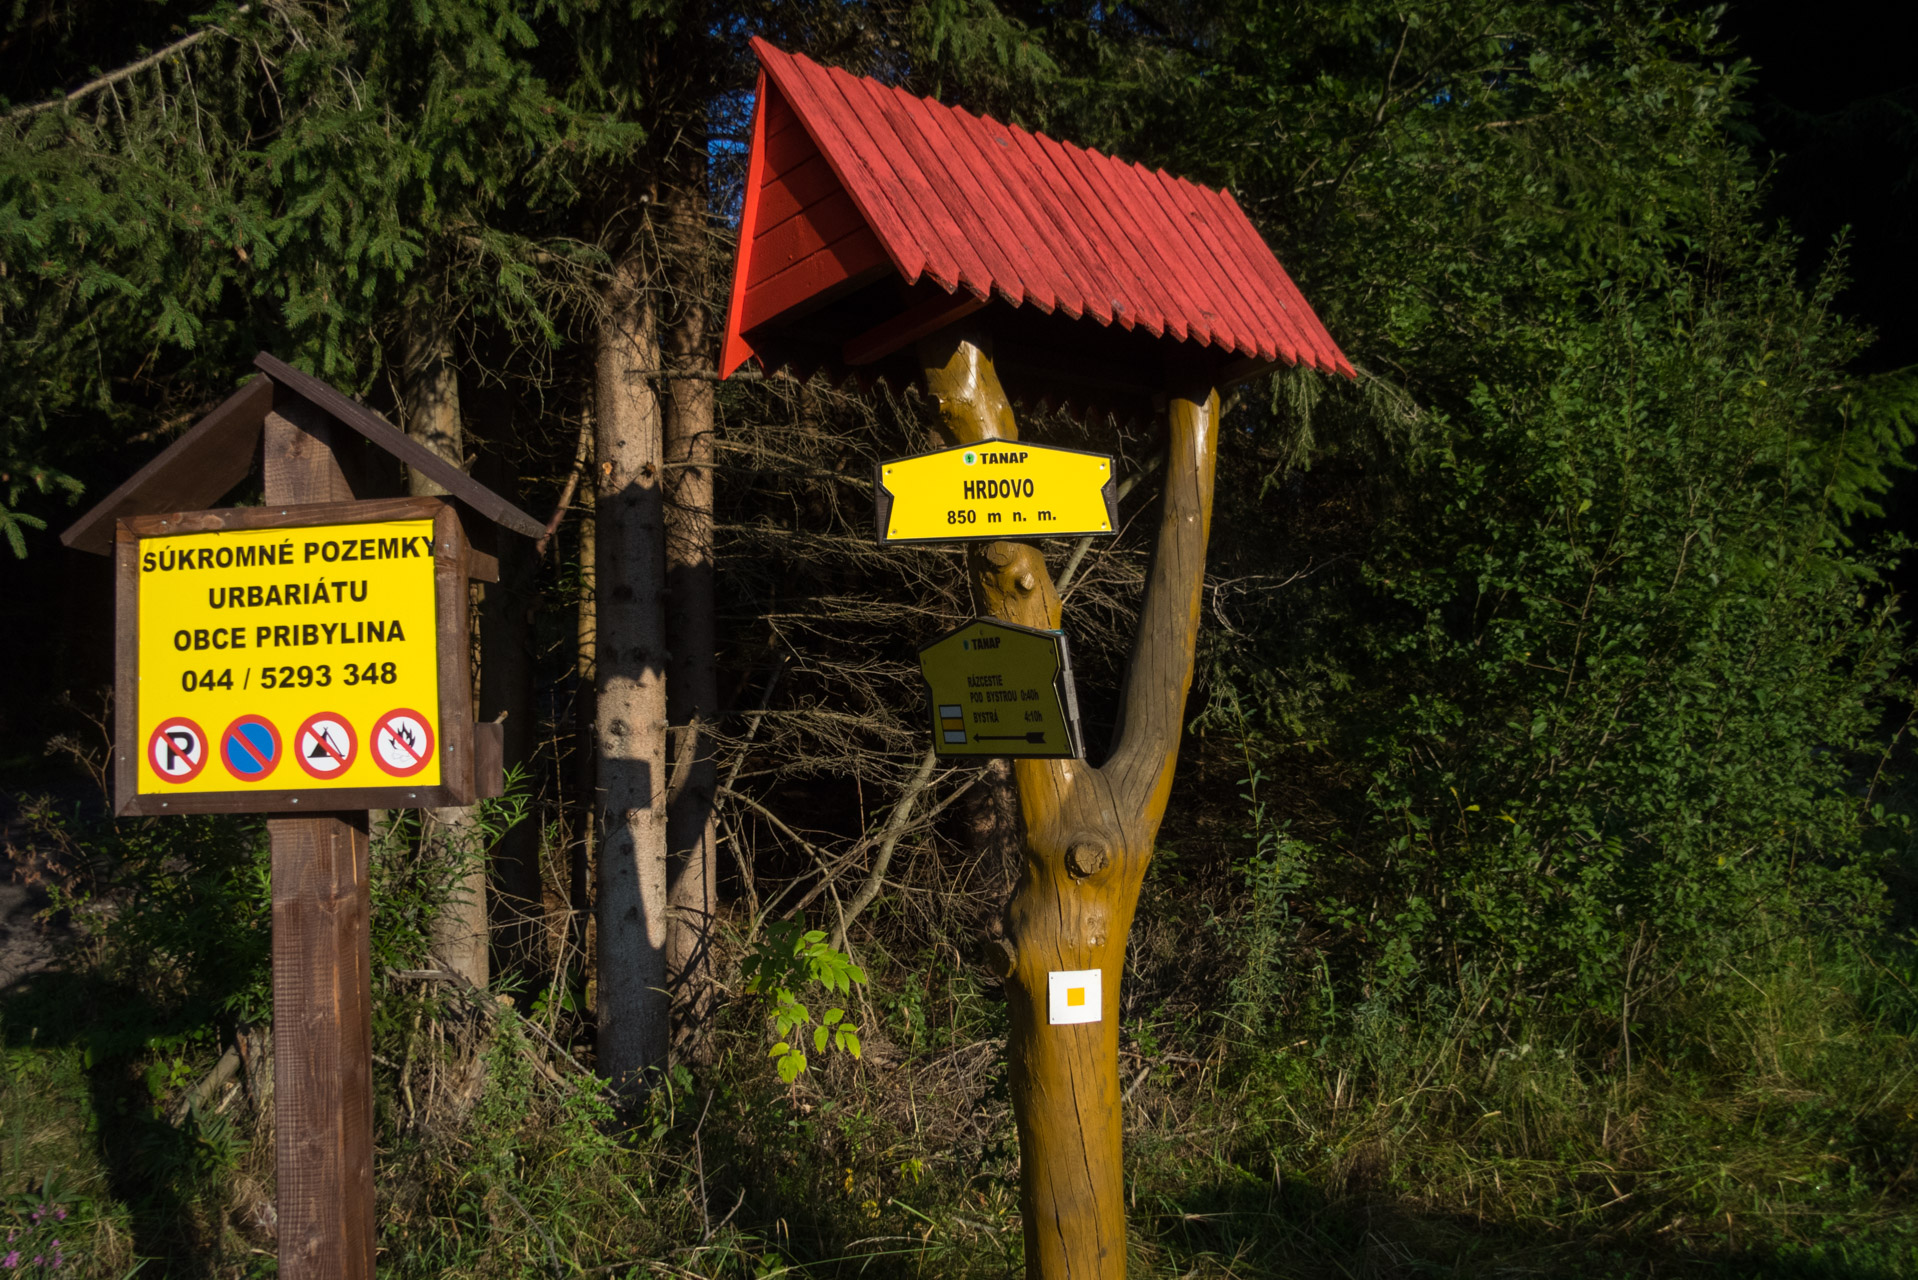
[[876, 442, 1116, 544], [918, 617, 1083, 760]]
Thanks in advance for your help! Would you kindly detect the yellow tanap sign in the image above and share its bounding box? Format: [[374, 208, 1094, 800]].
[[918, 618, 1083, 760], [135, 519, 442, 794], [876, 442, 1116, 544]]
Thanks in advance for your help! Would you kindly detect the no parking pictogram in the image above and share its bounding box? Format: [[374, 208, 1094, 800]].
[[295, 713, 358, 779], [148, 717, 208, 783], [371, 708, 434, 778], [221, 715, 283, 782]]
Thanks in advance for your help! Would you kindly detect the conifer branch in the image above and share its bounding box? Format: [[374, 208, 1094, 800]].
[[4, 8, 248, 122]]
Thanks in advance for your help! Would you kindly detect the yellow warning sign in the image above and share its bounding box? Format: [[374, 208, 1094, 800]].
[[918, 618, 1083, 759], [134, 520, 443, 794], [876, 442, 1115, 544]]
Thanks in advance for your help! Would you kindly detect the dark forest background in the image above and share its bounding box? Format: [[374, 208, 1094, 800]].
[[3, 1, 1917, 1276]]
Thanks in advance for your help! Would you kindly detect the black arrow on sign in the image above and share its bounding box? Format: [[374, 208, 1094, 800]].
[[974, 732, 1047, 743]]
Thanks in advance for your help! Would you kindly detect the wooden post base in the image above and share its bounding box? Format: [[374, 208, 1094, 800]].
[[269, 814, 375, 1278]]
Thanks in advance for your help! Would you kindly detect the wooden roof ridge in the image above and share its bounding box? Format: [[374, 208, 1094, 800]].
[[723, 38, 1355, 387], [61, 353, 543, 555]]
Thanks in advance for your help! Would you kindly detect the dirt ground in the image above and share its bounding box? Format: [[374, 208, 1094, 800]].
[[0, 877, 65, 991]]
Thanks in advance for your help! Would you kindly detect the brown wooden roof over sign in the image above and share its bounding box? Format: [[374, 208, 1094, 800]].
[[61, 353, 543, 556], [720, 39, 1352, 413]]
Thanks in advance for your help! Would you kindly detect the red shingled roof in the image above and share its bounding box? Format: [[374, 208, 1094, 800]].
[[722, 38, 1353, 387]]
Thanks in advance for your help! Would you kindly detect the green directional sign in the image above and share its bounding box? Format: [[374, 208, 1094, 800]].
[[918, 617, 1084, 760], [876, 442, 1116, 544]]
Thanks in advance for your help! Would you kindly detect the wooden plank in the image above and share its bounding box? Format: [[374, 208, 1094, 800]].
[[754, 152, 841, 230], [262, 389, 375, 1280], [1095, 160, 1221, 347], [762, 84, 806, 148], [760, 91, 823, 180], [923, 104, 1082, 316], [826, 68, 991, 296], [1196, 184, 1319, 366], [252, 353, 545, 538], [869, 82, 1035, 309], [1194, 180, 1315, 364], [721, 70, 774, 379], [1046, 140, 1188, 342], [435, 503, 477, 804], [753, 39, 929, 286], [119, 784, 475, 816], [269, 812, 375, 1279], [1000, 126, 1126, 328], [473, 719, 505, 799], [843, 290, 989, 366], [113, 527, 141, 815], [264, 399, 355, 502], [124, 495, 447, 537], [1145, 170, 1290, 363], [62, 375, 275, 555], [1209, 184, 1337, 369], [752, 187, 870, 274], [740, 226, 891, 331]]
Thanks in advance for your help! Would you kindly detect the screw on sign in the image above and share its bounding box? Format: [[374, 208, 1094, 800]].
[[295, 712, 358, 780], [371, 709, 434, 778], [148, 717, 208, 783], [221, 715, 282, 782]]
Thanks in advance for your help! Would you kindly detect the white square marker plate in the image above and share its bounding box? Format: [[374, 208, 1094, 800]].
[[1048, 968, 1103, 1025]]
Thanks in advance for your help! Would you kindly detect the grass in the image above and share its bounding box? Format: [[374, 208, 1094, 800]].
[[3, 917, 1915, 1278], [2, 782, 1914, 1278]]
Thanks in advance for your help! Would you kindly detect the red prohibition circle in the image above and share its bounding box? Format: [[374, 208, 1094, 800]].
[[147, 717, 209, 784], [220, 714, 284, 782], [370, 707, 435, 778], [295, 711, 359, 780]]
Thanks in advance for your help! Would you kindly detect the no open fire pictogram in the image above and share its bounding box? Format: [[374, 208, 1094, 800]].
[[371, 709, 434, 778]]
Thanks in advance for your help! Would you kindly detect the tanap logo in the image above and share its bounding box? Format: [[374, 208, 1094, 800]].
[[963, 451, 977, 465]]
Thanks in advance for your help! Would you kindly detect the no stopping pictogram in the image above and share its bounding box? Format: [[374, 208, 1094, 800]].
[[220, 715, 283, 782]]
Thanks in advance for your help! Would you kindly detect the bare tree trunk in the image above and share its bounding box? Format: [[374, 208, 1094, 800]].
[[920, 332, 1220, 1280], [401, 296, 487, 991], [594, 248, 671, 1088], [573, 428, 598, 978], [478, 486, 541, 983], [660, 170, 719, 1058]]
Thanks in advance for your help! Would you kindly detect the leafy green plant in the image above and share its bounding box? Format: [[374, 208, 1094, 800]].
[[742, 921, 867, 1083]]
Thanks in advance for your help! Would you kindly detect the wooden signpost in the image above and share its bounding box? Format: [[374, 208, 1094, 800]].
[[876, 442, 1116, 544], [64, 353, 540, 1278], [918, 617, 1083, 759], [721, 40, 1354, 1280]]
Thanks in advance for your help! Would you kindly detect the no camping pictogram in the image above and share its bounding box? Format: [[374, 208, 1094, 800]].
[[371, 709, 434, 778], [221, 715, 283, 782], [295, 713, 358, 779], [148, 717, 208, 783]]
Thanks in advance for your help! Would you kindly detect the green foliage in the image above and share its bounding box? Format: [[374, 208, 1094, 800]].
[[743, 921, 867, 1083], [4, 0, 1917, 1273]]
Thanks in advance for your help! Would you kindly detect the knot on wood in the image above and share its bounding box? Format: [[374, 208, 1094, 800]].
[[1065, 839, 1111, 878], [985, 935, 1016, 977]]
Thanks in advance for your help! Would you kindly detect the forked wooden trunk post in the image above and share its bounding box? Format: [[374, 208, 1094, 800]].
[[712, 36, 1349, 1280], [920, 333, 1220, 1280]]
